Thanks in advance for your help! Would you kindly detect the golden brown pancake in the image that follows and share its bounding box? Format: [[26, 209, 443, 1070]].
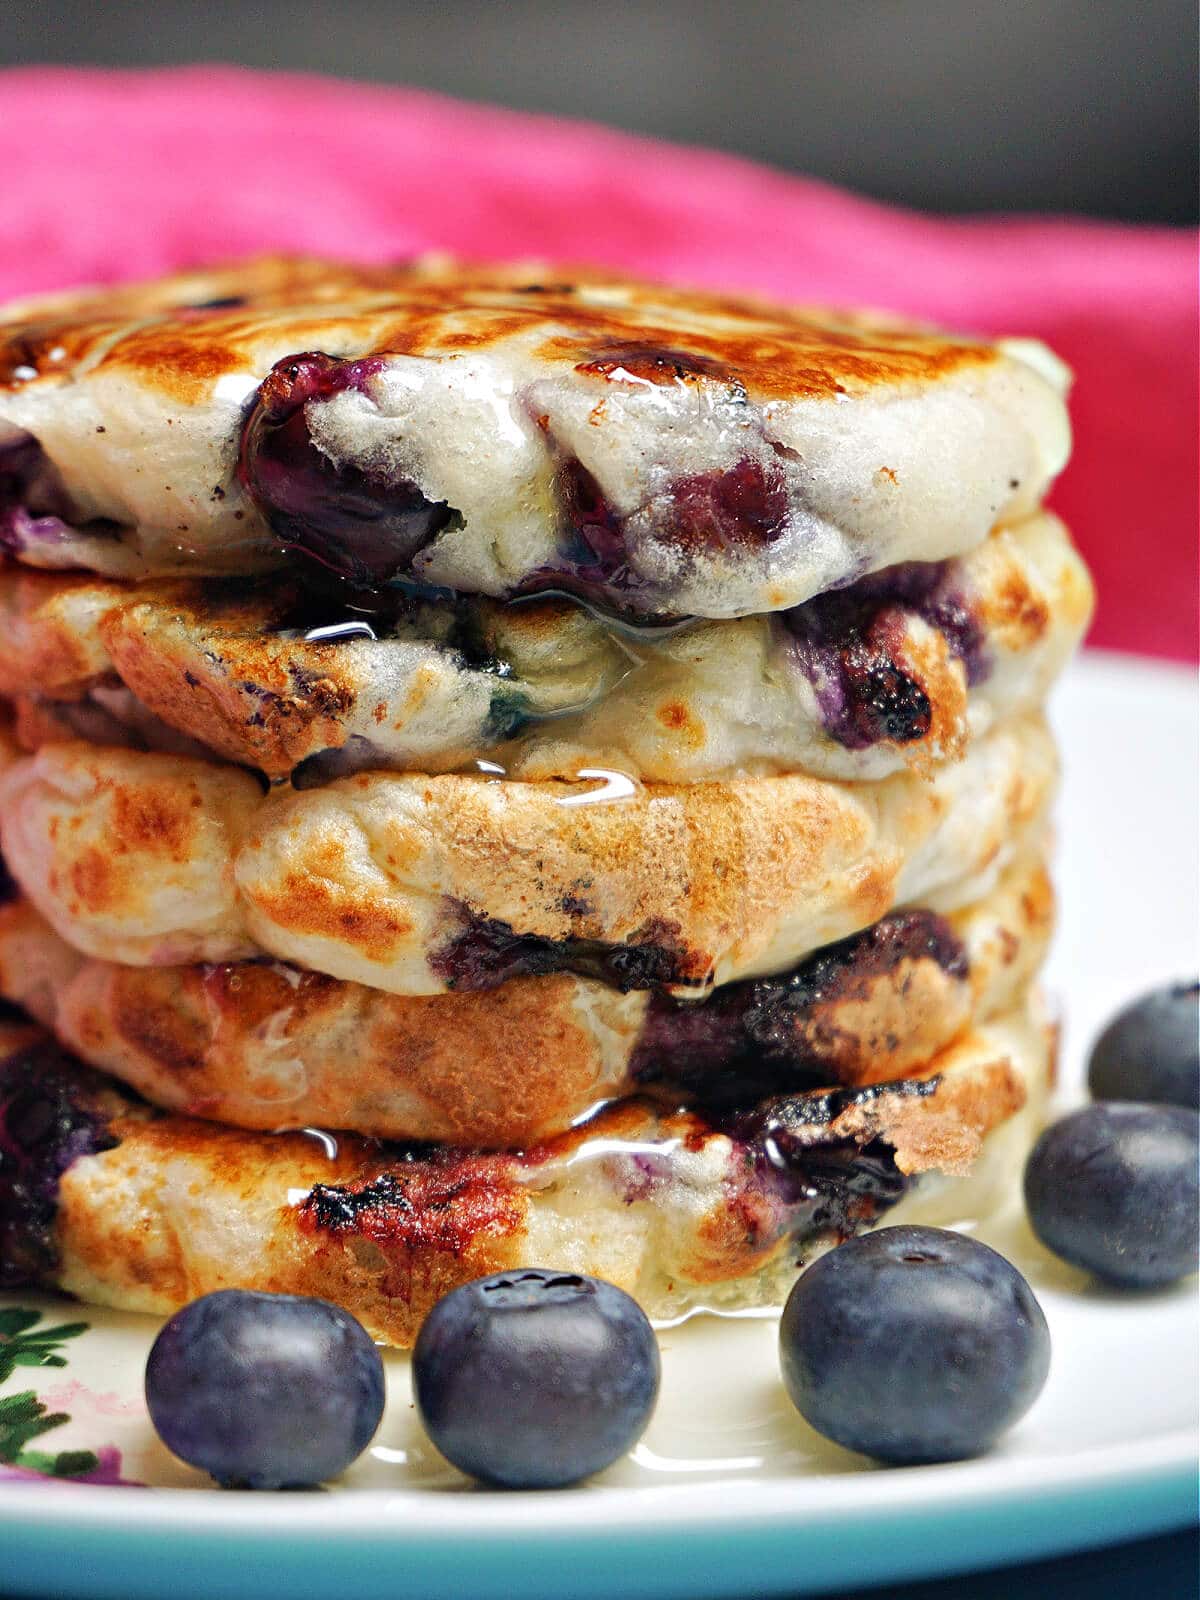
[[0, 715, 1055, 992], [0, 255, 1069, 617], [0, 511, 1092, 784], [0, 1002, 1050, 1343], [0, 851, 1052, 1144]]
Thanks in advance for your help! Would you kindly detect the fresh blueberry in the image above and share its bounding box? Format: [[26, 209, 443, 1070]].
[[779, 1226, 1050, 1464], [1024, 1102, 1199, 1288], [145, 1289, 385, 1487], [412, 1269, 660, 1488], [1087, 982, 1199, 1109]]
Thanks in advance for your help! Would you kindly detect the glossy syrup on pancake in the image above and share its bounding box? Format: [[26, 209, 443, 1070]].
[[0, 993, 1048, 1344], [0, 510, 1091, 786], [0, 850, 1052, 1147], [0, 257, 1080, 1350], [0, 716, 1056, 991], [0, 256, 1071, 616], [0, 1025, 915, 1297]]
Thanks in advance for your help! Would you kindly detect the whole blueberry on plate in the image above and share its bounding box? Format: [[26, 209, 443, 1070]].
[[779, 1226, 1050, 1464], [1087, 981, 1199, 1109], [145, 1289, 385, 1488], [412, 1269, 660, 1488], [1024, 1102, 1199, 1288]]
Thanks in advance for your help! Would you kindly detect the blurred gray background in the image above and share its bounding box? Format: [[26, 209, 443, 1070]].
[[5, 0, 1197, 222]]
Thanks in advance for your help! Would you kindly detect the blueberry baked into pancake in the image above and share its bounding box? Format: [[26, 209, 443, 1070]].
[[0, 1007, 1048, 1339], [0, 255, 1069, 614], [0, 508, 1089, 783], [0, 713, 1054, 986], [0, 850, 1052, 1146], [0, 256, 1091, 1341]]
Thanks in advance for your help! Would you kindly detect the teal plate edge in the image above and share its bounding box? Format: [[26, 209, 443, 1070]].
[[0, 1438, 1194, 1600]]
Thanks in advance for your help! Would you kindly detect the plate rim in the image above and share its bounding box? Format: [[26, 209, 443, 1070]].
[[0, 1391, 1194, 1539]]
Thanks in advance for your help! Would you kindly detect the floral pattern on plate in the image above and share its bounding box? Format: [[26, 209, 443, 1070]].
[[0, 1304, 139, 1485]]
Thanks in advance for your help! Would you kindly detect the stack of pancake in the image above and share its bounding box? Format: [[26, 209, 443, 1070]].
[[0, 258, 1092, 1344]]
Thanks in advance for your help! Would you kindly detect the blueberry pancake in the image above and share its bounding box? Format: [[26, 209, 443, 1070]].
[[0, 511, 1092, 784], [0, 256, 1069, 617], [0, 1002, 1051, 1342], [0, 255, 1087, 1346], [0, 851, 1052, 1145], [0, 715, 1055, 991]]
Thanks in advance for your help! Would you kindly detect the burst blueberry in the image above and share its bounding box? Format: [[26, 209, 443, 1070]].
[[1024, 1103, 1199, 1288], [238, 352, 455, 587], [412, 1269, 660, 1488], [144, 1289, 385, 1488], [779, 1226, 1050, 1464]]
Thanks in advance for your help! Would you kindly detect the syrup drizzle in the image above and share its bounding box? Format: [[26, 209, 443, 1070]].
[[302, 620, 378, 644]]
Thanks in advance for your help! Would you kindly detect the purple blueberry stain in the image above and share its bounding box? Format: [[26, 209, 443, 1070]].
[[753, 1132, 909, 1243], [290, 737, 387, 790], [574, 342, 738, 390], [783, 558, 989, 749], [0, 430, 126, 557], [0, 1042, 118, 1289], [553, 454, 630, 587], [630, 909, 967, 1108], [661, 457, 790, 555], [706, 1090, 920, 1254], [710, 1079, 942, 1250], [429, 904, 692, 992], [1, 428, 129, 559], [534, 452, 791, 612], [181, 296, 248, 312], [0, 433, 75, 558], [723, 1076, 938, 1160], [238, 352, 459, 588]]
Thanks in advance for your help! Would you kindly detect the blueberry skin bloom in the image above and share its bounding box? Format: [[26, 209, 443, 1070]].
[[1087, 981, 1199, 1110], [412, 1270, 660, 1488], [145, 1289, 386, 1488], [779, 1226, 1050, 1465], [1024, 1103, 1200, 1288]]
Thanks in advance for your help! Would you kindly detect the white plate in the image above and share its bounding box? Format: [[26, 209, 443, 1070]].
[[0, 650, 1196, 1599]]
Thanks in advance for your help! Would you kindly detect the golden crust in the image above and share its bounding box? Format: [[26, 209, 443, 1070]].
[[0, 1002, 1050, 1344], [0, 567, 118, 695], [1, 254, 998, 405], [0, 255, 1071, 620], [0, 897, 638, 1146], [0, 851, 1053, 1144], [0, 717, 1055, 990], [0, 511, 1093, 785], [0, 742, 262, 965]]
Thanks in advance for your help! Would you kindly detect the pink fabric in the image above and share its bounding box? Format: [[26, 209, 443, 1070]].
[[2, 65, 1195, 658]]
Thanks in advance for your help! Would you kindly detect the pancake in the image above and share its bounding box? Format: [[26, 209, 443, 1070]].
[[0, 1001, 1051, 1341], [0, 511, 1092, 784], [0, 714, 1055, 992], [0, 851, 1053, 1144], [0, 255, 1070, 617]]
